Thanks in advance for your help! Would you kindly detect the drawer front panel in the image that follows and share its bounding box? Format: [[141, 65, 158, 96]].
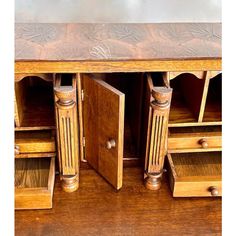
[[168, 132, 221, 152], [167, 152, 222, 197], [173, 180, 222, 197], [15, 131, 56, 154]]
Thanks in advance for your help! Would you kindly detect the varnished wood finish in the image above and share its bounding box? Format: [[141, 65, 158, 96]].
[[15, 130, 56, 155], [144, 76, 172, 190], [15, 23, 221, 61], [82, 74, 124, 189], [166, 152, 222, 197], [54, 74, 79, 192], [168, 126, 222, 153], [15, 167, 222, 235], [15, 59, 222, 74], [15, 157, 55, 209]]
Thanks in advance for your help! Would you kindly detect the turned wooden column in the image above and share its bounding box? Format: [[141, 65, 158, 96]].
[[54, 75, 79, 192], [144, 87, 172, 190]]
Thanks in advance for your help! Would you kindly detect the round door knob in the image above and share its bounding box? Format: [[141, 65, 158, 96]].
[[15, 145, 20, 155], [106, 139, 116, 149], [209, 186, 219, 196], [199, 139, 208, 148]]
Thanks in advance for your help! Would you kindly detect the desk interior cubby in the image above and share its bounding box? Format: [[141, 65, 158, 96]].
[[15, 75, 55, 130], [203, 73, 222, 122], [169, 73, 205, 125]]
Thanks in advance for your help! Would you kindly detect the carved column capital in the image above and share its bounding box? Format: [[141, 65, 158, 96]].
[[151, 87, 172, 109]]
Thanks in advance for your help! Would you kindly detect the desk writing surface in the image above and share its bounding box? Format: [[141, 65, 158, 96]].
[[15, 23, 221, 62]]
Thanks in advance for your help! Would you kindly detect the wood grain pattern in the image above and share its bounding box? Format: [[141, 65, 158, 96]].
[[15, 167, 222, 236], [82, 74, 124, 189], [15, 59, 222, 74], [15, 23, 221, 61], [167, 152, 222, 197], [15, 157, 55, 209]]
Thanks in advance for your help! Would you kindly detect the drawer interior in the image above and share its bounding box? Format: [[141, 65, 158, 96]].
[[169, 126, 222, 134], [167, 152, 222, 197], [170, 152, 221, 177], [15, 157, 55, 209]]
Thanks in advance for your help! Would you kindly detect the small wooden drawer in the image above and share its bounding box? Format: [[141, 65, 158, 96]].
[[15, 130, 56, 156], [15, 157, 55, 209], [166, 152, 222, 197], [168, 126, 221, 153]]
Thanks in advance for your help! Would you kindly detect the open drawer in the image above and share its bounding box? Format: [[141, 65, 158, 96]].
[[166, 152, 222, 197], [15, 130, 56, 157], [168, 126, 222, 153], [15, 157, 55, 209]]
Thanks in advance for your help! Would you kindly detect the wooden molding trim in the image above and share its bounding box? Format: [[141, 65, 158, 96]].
[[15, 59, 222, 74]]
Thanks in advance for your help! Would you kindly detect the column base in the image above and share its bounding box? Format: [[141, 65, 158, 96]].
[[61, 174, 79, 193], [144, 172, 163, 191]]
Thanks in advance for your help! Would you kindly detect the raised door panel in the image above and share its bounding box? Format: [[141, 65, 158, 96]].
[[82, 74, 124, 190]]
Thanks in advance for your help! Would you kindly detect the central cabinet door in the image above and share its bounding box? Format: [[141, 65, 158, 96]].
[[82, 74, 125, 189]]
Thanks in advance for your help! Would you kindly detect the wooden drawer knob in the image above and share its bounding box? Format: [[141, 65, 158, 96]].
[[199, 139, 208, 148], [106, 139, 116, 149], [15, 145, 20, 155], [209, 186, 219, 196]]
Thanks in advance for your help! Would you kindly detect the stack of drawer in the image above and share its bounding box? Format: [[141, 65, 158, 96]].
[[14, 74, 56, 209], [165, 71, 222, 197]]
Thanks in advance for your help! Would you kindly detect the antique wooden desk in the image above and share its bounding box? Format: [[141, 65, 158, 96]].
[[15, 23, 222, 209]]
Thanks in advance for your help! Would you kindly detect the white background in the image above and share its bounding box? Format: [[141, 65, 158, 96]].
[[15, 0, 221, 23]]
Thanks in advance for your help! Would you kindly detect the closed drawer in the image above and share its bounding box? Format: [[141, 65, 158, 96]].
[[15, 130, 56, 156], [15, 157, 55, 209], [166, 152, 222, 197], [168, 126, 221, 153]]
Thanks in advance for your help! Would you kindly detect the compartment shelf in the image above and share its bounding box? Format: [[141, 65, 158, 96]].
[[15, 75, 55, 130], [203, 73, 222, 122], [169, 73, 205, 125]]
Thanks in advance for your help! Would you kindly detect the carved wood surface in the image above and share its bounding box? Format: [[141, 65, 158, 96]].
[[145, 86, 172, 174], [15, 23, 221, 61], [54, 75, 79, 192]]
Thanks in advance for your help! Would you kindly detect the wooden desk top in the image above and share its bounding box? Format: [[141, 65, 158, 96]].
[[15, 23, 222, 73]]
